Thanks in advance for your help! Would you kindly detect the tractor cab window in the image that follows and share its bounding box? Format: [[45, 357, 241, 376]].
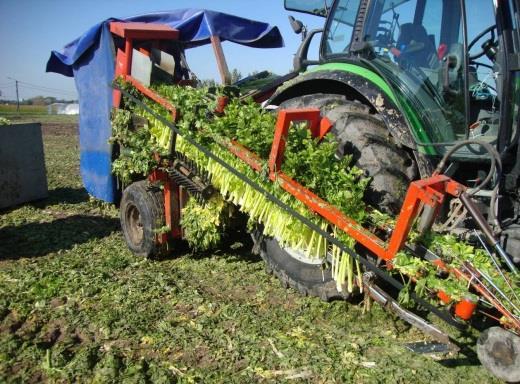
[[465, 1, 501, 144], [323, 0, 360, 55], [355, 0, 502, 150], [357, 0, 468, 142], [323, 0, 504, 151]]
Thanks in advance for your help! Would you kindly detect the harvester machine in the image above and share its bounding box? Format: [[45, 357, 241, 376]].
[[47, 4, 520, 381]]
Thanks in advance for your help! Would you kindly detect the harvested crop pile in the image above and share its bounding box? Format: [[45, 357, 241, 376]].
[[180, 194, 229, 252], [110, 80, 519, 317]]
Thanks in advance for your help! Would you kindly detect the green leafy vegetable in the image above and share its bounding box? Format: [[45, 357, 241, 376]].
[[180, 194, 228, 252]]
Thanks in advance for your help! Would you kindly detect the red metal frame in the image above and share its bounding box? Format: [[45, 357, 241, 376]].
[[110, 22, 180, 108], [123, 75, 178, 120], [148, 169, 182, 241], [109, 21, 257, 242], [266, 110, 465, 261], [109, 22, 182, 240]]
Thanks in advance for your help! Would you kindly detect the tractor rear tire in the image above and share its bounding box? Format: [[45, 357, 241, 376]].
[[252, 93, 417, 301], [120, 180, 166, 258]]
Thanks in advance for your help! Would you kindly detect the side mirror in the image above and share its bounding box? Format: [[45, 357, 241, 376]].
[[288, 16, 307, 40], [289, 16, 303, 34]]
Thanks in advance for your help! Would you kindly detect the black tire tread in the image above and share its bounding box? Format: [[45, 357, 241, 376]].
[[287, 93, 416, 213], [120, 180, 166, 258], [254, 232, 351, 301]]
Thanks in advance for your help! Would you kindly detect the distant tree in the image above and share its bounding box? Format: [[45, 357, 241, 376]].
[[196, 68, 242, 87], [32, 96, 46, 105], [198, 78, 217, 88], [27, 96, 57, 106], [230, 68, 242, 84]]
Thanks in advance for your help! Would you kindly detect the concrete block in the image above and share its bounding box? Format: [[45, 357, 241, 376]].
[[0, 123, 48, 209]]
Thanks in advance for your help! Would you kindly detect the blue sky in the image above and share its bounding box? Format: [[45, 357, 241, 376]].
[[0, 0, 324, 101]]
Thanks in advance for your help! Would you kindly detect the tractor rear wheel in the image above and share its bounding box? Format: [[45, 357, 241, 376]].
[[120, 180, 166, 258], [253, 93, 417, 301]]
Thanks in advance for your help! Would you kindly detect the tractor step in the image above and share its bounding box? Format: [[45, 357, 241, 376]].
[[167, 151, 214, 202]]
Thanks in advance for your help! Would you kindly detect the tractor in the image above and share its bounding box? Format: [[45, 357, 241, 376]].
[[47, 3, 520, 381], [261, 0, 520, 379]]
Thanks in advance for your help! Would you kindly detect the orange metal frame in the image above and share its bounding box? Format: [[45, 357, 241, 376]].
[[110, 22, 183, 242], [110, 22, 180, 108], [265, 110, 465, 261], [148, 169, 182, 241]]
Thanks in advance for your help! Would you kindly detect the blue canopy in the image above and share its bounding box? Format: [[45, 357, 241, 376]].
[[46, 9, 284, 203]]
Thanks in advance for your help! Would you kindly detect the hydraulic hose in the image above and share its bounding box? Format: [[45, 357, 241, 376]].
[[434, 140, 517, 273], [434, 139, 501, 195], [433, 139, 502, 231]]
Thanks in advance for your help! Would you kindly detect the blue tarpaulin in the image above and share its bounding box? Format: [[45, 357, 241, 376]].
[[46, 9, 284, 203]]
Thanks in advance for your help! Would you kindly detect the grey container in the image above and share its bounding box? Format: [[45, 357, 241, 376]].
[[0, 123, 48, 209]]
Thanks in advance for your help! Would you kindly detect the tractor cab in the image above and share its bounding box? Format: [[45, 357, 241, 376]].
[[287, 0, 520, 160]]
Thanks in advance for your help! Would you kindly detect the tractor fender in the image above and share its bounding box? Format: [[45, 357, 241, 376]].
[[268, 69, 416, 149]]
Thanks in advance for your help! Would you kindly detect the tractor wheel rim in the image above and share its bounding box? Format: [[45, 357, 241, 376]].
[[278, 238, 324, 265], [127, 205, 144, 245]]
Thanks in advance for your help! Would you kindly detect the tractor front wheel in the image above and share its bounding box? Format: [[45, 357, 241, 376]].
[[477, 326, 520, 382], [120, 180, 166, 258]]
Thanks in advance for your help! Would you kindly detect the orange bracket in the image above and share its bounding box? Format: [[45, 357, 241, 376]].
[[266, 110, 463, 261], [148, 169, 182, 241], [268, 108, 332, 177]]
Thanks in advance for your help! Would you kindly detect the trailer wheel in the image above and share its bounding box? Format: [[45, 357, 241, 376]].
[[477, 326, 520, 382], [252, 94, 416, 301], [120, 180, 166, 258]]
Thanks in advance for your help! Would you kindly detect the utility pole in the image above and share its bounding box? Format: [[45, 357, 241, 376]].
[[7, 77, 19, 113]]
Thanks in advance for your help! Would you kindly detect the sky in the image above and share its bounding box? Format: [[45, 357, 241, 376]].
[[0, 0, 324, 101]]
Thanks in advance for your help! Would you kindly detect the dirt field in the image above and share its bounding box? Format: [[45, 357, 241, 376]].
[[0, 113, 501, 383]]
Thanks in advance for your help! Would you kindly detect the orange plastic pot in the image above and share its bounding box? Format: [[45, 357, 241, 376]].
[[454, 298, 477, 320]]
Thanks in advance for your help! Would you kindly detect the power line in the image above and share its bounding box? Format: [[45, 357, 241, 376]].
[[18, 84, 76, 97], [18, 80, 76, 95]]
